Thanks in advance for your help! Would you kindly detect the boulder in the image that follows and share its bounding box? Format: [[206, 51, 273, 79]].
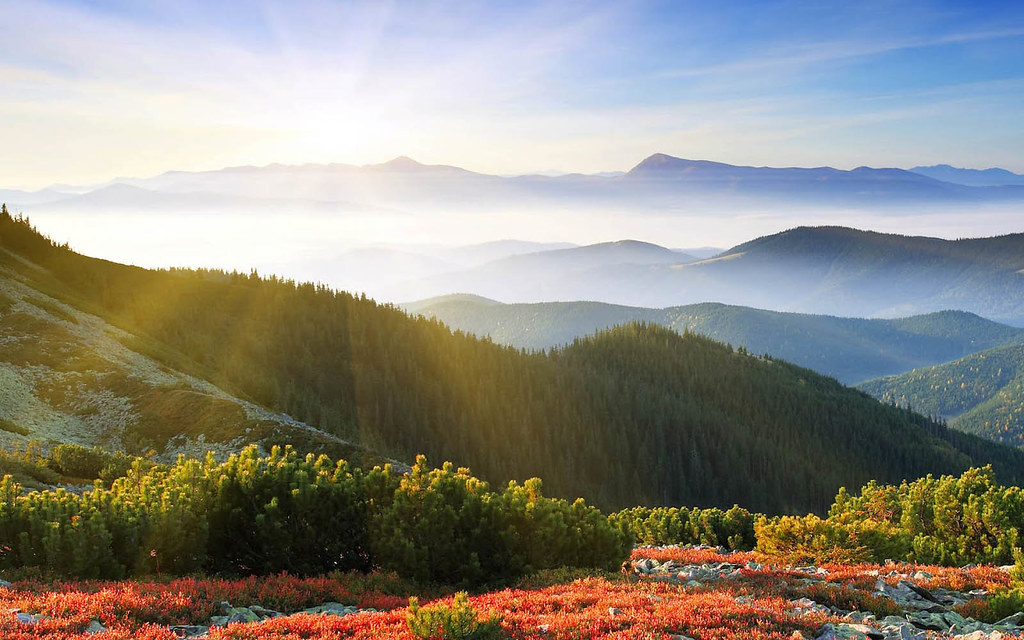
[[84, 620, 107, 634], [815, 623, 884, 639], [168, 625, 210, 638], [300, 602, 359, 617]]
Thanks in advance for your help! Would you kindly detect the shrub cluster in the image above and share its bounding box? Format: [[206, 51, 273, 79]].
[[608, 505, 755, 550], [0, 442, 140, 490], [755, 466, 1023, 565], [0, 448, 630, 585], [49, 443, 136, 484], [406, 591, 505, 640]]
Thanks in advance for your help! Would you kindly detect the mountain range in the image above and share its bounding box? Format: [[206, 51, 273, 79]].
[[403, 297, 1024, 385], [7, 154, 1024, 217], [4, 209, 1023, 514], [389, 226, 1024, 324], [909, 165, 1024, 187]]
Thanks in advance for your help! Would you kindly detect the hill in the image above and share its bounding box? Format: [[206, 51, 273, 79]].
[[710, 226, 1024, 322], [0, 253, 381, 470], [403, 298, 1024, 384], [3, 207, 1024, 514], [383, 240, 694, 303], [390, 226, 1024, 324], [910, 164, 1024, 187], [859, 342, 1024, 446]]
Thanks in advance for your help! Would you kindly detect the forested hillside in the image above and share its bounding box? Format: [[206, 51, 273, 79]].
[[860, 343, 1024, 446], [3, 207, 1024, 514], [405, 297, 1024, 384]]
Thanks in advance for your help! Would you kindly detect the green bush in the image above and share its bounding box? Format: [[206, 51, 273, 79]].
[[755, 467, 1024, 566], [0, 443, 60, 488], [368, 457, 630, 587], [205, 447, 370, 576], [49, 444, 110, 479], [406, 592, 505, 640], [608, 504, 755, 549], [0, 448, 628, 584]]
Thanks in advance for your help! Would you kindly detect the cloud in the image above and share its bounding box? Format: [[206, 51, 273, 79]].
[[657, 26, 1024, 80]]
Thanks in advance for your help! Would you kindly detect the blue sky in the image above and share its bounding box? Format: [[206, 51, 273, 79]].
[[1, 0, 1023, 188]]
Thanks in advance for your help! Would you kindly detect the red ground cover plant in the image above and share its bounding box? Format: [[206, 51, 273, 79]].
[[210, 580, 827, 640], [629, 546, 762, 566], [1, 548, 1015, 639]]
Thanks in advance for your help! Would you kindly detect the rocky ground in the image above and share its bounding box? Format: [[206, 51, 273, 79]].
[[626, 546, 1022, 639], [3, 546, 1024, 639]]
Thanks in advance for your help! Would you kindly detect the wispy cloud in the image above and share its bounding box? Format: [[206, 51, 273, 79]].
[[658, 26, 1024, 80]]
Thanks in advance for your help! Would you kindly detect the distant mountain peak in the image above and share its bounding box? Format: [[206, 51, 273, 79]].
[[909, 164, 1024, 187], [376, 156, 426, 170], [366, 155, 476, 175], [628, 153, 729, 174]]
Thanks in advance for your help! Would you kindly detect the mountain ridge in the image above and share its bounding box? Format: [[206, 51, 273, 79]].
[[403, 296, 1024, 384], [385, 226, 1024, 324], [8, 154, 1024, 214]]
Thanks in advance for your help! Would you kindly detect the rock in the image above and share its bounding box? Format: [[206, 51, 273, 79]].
[[212, 607, 259, 625], [944, 611, 970, 626], [844, 611, 875, 623], [0, 579, 11, 588], [15, 612, 39, 625], [538, 623, 550, 633], [952, 632, 1003, 640], [893, 627, 925, 640], [905, 611, 948, 631], [815, 623, 884, 639], [995, 611, 1024, 626], [905, 582, 940, 604], [231, 609, 260, 624], [249, 605, 283, 619], [169, 625, 210, 638], [608, 607, 622, 616], [300, 602, 358, 617], [84, 620, 107, 634]]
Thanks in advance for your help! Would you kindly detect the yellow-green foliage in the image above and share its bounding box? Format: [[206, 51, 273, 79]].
[[0, 442, 60, 489], [0, 448, 628, 584], [755, 467, 1023, 565], [406, 592, 504, 640], [609, 504, 755, 549], [368, 456, 630, 586]]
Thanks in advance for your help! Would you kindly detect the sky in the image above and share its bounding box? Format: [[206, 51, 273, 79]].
[[1, 0, 1024, 189]]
